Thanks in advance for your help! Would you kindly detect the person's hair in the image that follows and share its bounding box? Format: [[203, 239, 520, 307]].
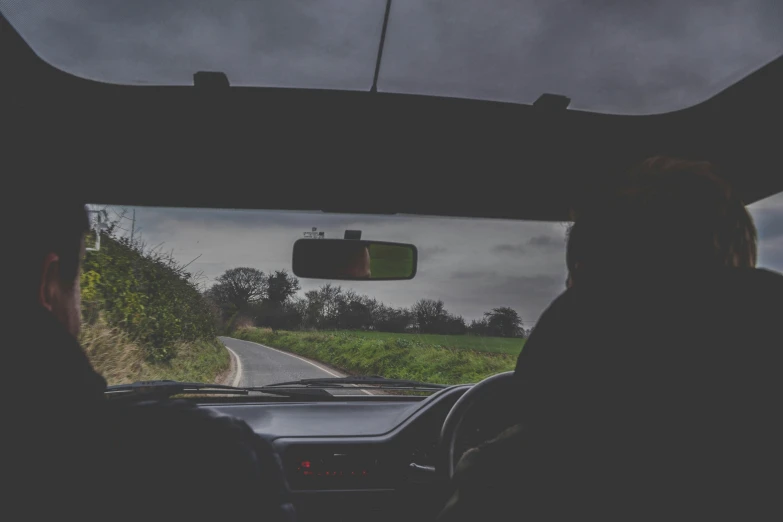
[[17, 200, 90, 302], [567, 156, 757, 284]]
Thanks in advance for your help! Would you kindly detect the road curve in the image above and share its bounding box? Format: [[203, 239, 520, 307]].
[[219, 337, 369, 396]]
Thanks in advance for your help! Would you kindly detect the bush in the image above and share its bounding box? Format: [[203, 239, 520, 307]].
[[80, 320, 229, 386], [81, 233, 217, 361]]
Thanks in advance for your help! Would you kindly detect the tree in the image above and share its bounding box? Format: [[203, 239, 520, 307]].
[[361, 296, 382, 324], [255, 270, 302, 332], [441, 314, 467, 335], [327, 290, 378, 330], [337, 299, 372, 330], [254, 299, 304, 332], [205, 265, 525, 339], [374, 304, 413, 333], [468, 318, 490, 336], [412, 298, 447, 333], [265, 270, 301, 307], [483, 307, 524, 338], [301, 283, 344, 329], [208, 267, 266, 314]]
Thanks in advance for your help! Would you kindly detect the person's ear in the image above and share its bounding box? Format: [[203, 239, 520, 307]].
[[38, 253, 61, 311]]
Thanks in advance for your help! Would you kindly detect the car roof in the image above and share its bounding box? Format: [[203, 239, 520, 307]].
[[3, 14, 782, 222]]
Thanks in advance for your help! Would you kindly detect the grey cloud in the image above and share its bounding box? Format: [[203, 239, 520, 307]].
[[4, 1, 782, 113], [380, 0, 783, 113], [417, 246, 447, 261], [492, 244, 526, 254], [749, 193, 783, 273], [763, 248, 783, 266], [488, 274, 563, 298], [528, 235, 560, 247], [451, 270, 498, 280], [441, 273, 565, 325], [758, 236, 783, 273], [493, 234, 564, 254], [755, 207, 783, 242], [103, 205, 402, 237], [4, 0, 385, 87], [452, 272, 562, 298]]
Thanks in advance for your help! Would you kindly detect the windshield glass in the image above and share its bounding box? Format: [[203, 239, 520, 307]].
[[3, 0, 782, 113], [379, 0, 783, 114], [82, 197, 783, 390]]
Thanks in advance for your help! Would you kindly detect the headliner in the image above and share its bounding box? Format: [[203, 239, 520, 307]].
[[3, 14, 782, 222]]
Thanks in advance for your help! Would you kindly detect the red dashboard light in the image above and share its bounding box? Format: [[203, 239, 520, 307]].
[[301, 461, 311, 468]]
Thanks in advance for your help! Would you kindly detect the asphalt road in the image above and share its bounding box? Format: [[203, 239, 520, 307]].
[[218, 337, 370, 396]]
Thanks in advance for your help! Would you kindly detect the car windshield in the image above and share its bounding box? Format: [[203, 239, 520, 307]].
[[83, 195, 783, 389]]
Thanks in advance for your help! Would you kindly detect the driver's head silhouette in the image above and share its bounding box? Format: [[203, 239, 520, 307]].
[[566, 156, 757, 287], [16, 199, 90, 337]]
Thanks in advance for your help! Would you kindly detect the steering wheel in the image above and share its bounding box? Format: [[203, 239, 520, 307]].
[[438, 371, 516, 479]]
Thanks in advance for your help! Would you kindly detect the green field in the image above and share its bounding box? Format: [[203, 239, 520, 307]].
[[234, 328, 520, 385], [327, 330, 525, 355]]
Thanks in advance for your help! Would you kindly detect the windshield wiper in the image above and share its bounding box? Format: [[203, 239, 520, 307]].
[[105, 377, 447, 400], [261, 376, 448, 391], [106, 380, 333, 399]]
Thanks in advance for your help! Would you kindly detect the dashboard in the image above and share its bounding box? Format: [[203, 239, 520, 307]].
[[198, 385, 500, 522]]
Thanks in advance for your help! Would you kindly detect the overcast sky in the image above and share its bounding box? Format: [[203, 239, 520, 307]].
[[3, 0, 782, 113], [4, 1, 782, 323], [97, 195, 783, 327]]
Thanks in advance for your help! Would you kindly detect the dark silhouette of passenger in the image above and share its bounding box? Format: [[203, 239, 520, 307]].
[[9, 198, 295, 520], [439, 157, 780, 521]]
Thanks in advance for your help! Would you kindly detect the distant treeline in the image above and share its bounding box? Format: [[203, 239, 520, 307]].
[[207, 267, 525, 338]]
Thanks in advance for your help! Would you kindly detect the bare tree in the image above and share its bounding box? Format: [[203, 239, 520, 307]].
[[209, 267, 267, 312], [412, 298, 446, 333]]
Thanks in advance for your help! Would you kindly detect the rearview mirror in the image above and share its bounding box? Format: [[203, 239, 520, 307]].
[[292, 239, 418, 280]]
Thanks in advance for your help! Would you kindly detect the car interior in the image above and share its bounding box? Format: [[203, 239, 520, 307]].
[[4, 4, 782, 522]]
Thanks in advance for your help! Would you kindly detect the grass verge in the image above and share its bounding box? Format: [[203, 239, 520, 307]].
[[323, 330, 526, 355], [80, 321, 230, 386], [234, 328, 517, 385]]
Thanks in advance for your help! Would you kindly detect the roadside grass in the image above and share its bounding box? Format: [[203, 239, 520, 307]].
[[80, 321, 230, 386], [328, 330, 525, 356], [234, 328, 518, 385]]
